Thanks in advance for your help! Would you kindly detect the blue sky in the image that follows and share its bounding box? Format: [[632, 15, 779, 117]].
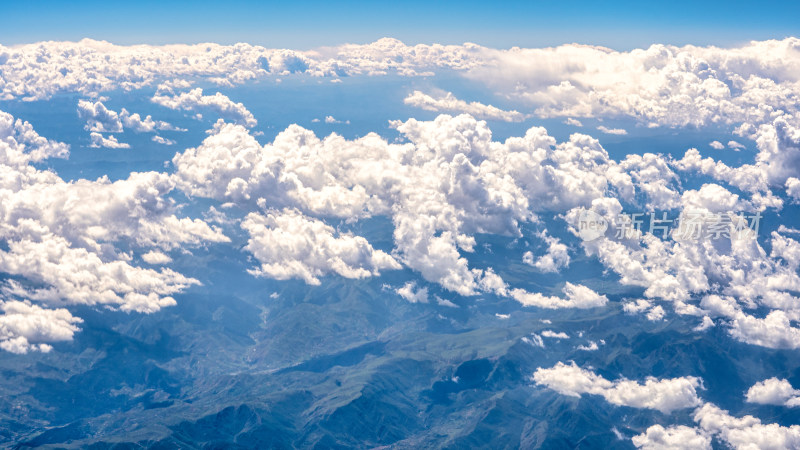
[[2, 0, 798, 49]]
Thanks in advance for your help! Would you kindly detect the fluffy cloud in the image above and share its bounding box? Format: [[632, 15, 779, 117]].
[[321, 115, 349, 124], [597, 125, 627, 135], [77, 99, 123, 132], [395, 281, 429, 304], [466, 38, 800, 128], [680, 183, 744, 212], [697, 290, 800, 350], [0, 110, 69, 165], [618, 152, 681, 209], [1, 170, 229, 253], [678, 114, 800, 203], [674, 148, 769, 195], [241, 208, 401, 284], [0, 40, 321, 101], [73, 100, 798, 349], [646, 306, 666, 321], [632, 425, 711, 450], [5, 38, 800, 131], [668, 117, 796, 239], [728, 140, 746, 150], [570, 183, 800, 349], [540, 330, 569, 339], [0, 109, 230, 351], [576, 340, 602, 351], [728, 310, 800, 349], [510, 283, 608, 309], [623, 299, 666, 321], [152, 135, 176, 145], [404, 90, 527, 122], [745, 378, 800, 407], [694, 316, 715, 331], [0, 231, 197, 313], [153, 110, 793, 344], [771, 232, 800, 269], [695, 403, 800, 449], [523, 233, 570, 273], [536, 361, 800, 449], [141, 250, 172, 265], [152, 87, 257, 127], [786, 177, 800, 201], [753, 115, 800, 186], [532, 361, 702, 413], [78, 100, 184, 150], [0, 301, 82, 354], [120, 108, 182, 132], [623, 299, 652, 314], [171, 114, 681, 300], [89, 132, 129, 149], [8, 35, 800, 382]]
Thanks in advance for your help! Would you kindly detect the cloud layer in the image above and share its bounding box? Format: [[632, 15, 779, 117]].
[[0, 109, 228, 352], [4, 37, 800, 132]]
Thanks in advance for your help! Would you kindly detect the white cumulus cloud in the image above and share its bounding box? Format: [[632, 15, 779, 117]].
[[396, 281, 429, 304], [632, 425, 711, 450], [89, 132, 129, 149], [532, 361, 703, 414], [745, 377, 800, 407], [241, 208, 401, 285], [152, 87, 257, 127], [404, 90, 527, 122], [511, 283, 608, 309], [0, 301, 82, 354]]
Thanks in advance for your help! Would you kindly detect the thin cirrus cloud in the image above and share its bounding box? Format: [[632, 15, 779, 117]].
[[597, 125, 628, 135]]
